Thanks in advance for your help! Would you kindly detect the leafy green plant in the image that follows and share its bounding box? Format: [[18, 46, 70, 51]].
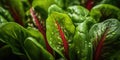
[[0, 0, 120, 60]]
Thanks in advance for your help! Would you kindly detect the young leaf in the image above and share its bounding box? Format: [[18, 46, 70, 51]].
[[46, 12, 75, 59], [67, 5, 89, 23], [90, 4, 120, 22], [48, 4, 64, 15]]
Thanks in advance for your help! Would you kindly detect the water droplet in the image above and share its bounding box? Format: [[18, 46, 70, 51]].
[[50, 38, 52, 40], [61, 26, 64, 29], [85, 41, 87, 43], [57, 47, 60, 50], [69, 44, 71, 46], [57, 36, 61, 40], [51, 32, 54, 35], [64, 29, 67, 33], [112, 32, 115, 35], [49, 41, 52, 44], [77, 51, 80, 54], [38, 16, 41, 19], [78, 32, 80, 34], [88, 43, 92, 47], [88, 45, 91, 47], [68, 39, 71, 43], [58, 42, 62, 45], [36, 13, 38, 16], [55, 23, 57, 27]]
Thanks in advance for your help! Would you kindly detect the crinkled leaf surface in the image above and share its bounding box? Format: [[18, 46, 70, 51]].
[[90, 4, 120, 22], [89, 19, 120, 60], [67, 5, 89, 23]]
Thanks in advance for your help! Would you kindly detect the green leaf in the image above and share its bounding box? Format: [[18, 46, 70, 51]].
[[90, 4, 120, 22], [0, 22, 29, 55], [1, 0, 25, 26], [0, 22, 49, 60], [100, 0, 120, 8], [48, 4, 64, 15], [54, 0, 80, 9], [0, 6, 14, 22], [24, 37, 54, 60], [46, 12, 75, 58], [32, 0, 55, 12], [89, 19, 120, 60], [67, 5, 89, 23], [0, 15, 7, 24], [27, 27, 46, 48], [73, 20, 94, 60]]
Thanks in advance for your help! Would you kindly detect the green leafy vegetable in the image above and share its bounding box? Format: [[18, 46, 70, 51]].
[[67, 5, 89, 23], [73, 19, 95, 60], [0, 22, 53, 60], [24, 37, 54, 60], [46, 12, 75, 59], [48, 4, 64, 14], [89, 19, 120, 60], [90, 4, 120, 22]]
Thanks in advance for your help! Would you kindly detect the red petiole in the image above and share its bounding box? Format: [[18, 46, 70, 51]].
[[30, 8, 53, 55], [8, 6, 24, 26], [56, 21, 70, 60], [94, 28, 109, 60], [86, 0, 94, 10]]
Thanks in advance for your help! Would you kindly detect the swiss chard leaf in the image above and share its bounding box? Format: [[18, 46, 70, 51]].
[[27, 27, 46, 49], [54, 0, 80, 9], [0, 22, 51, 60], [0, 6, 14, 22], [0, 0, 25, 26], [73, 19, 95, 60], [0, 22, 29, 55], [32, 0, 55, 12], [67, 5, 89, 23], [32, 0, 55, 19], [24, 37, 54, 60], [90, 4, 120, 22], [48, 4, 64, 15], [46, 12, 75, 59], [89, 19, 120, 60]]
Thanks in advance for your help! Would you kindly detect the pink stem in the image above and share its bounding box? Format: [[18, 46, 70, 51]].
[[30, 8, 53, 55], [8, 6, 24, 26], [86, 0, 94, 10], [56, 21, 70, 60], [94, 28, 109, 60]]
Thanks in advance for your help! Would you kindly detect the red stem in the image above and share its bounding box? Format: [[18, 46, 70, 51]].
[[30, 8, 53, 54], [8, 6, 24, 26], [56, 21, 70, 60], [86, 0, 94, 10], [94, 28, 109, 60]]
